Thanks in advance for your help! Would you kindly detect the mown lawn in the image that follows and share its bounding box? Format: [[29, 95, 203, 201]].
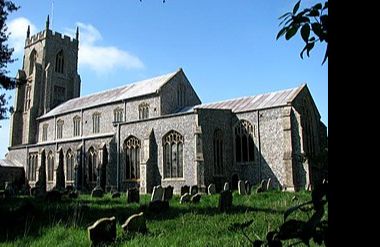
[[0, 190, 326, 246]]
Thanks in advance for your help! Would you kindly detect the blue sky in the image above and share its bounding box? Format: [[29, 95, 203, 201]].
[[0, 0, 327, 158]]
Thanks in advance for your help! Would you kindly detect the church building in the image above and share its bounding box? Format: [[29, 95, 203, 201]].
[[2, 18, 327, 194]]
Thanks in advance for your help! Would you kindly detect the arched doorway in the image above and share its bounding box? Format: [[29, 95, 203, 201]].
[[100, 145, 108, 191], [55, 148, 65, 190], [87, 147, 97, 190]]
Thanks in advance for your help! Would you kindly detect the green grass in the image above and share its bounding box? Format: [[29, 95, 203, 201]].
[[0, 190, 327, 246]]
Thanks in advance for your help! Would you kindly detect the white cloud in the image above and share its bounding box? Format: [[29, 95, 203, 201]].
[[8, 17, 37, 53], [66, 22, 144, 73]]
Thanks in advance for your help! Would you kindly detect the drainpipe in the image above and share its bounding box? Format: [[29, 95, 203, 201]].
[[257, 110, 262, 182], [116, 122, 120, 191]]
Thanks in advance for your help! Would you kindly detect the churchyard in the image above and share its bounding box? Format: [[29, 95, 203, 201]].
[[0, 185, 326, 247]]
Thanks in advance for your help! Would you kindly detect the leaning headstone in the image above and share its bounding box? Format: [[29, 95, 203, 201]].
[[148, 200, 169, 213], [112, 191, 121, 198], [244, 181, 251, 195], [87, 216, 116, 245], [266, 178, 272, 191], [91, 187, 104, 198], [151, 185, 163, 202], [122, 212, 147, 234], [219, 190, 233, 212], [180, 193, 191, 204], [256, 180, 267, 193], [223, 182, 230, 191], [238, 180, 246, 195], [191, 193, 201, 203], [208, 184, 216, 195], [181, 185, 190, 196], [162, 186, 174, 201], [190, 185, 198, 195], [127, 188, 140, 203]]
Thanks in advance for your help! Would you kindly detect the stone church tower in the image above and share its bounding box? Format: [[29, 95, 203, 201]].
[[9, 16, 81, 146]]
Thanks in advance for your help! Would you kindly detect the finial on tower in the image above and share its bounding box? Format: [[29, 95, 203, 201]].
[[76, 26, 79, 40], [46, 15, 50, 30], [26, 25, 30, 38]]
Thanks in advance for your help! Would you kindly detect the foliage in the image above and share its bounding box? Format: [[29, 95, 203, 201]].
[[277, 1, 328, 65], [0, 0, 19, 121], [229, 180, 328, 246]]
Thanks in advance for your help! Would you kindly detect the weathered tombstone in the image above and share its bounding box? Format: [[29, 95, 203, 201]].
[[266, 178, 272, 191], [127, 188, 140, 203], [111, 191, 121, 198], [87, 216, 116, 245], [223, 182, 230, 191], [180, 193, 191, 204], [30, 187, 37, 196], [190, 185, 198, 195], [219, 190, 233, 212], [238, 180, 246, 195], [162, 186, 174, 201], [151, 185, 163, 202], [91, 187, 104, 198], [4, 182, 15, 198], [181, 185, 190, 196], [45, 190, 62, 202], [244, 180, 251, 195], [191, 193, 201, 203], [208, 184, 216, 195], [256, 180, 267, 193], [122, 212, 147, 234], [148, 200, 169, 213], [65, 185, 74, 193]]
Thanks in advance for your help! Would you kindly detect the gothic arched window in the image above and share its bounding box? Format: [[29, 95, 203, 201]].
[[56, 119, 64, 139], [163, 130, 184, 178], [66, 149, 74, 181], [73, 116, 81, 137], [213, 129, 224, 175], [47, 151, 54, 181], [124, 136, 141, 180], [113, 108, 124, 122], [28, 153, 38, 181], [177, 84, 186, 107], [138, 103, 149, 120], [234, 120, 255, 163], [29, 49, 37, 75], [55, 50, 64, 73], [92, 112, 101, 133], [88, 147, 97, 183]]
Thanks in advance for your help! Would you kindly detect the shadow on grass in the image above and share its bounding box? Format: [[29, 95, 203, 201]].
[[0, 194, 285, 242]]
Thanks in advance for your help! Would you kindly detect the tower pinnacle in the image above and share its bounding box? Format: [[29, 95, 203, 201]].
[[46, 15, 50, 30]]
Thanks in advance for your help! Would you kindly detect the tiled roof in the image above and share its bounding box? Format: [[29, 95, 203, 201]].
[[0, 159, 23, 167], [180, 84, 305, 113], [39, 69, 180, 119]]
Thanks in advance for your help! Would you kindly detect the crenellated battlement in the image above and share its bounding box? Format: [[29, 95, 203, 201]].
[[25, 29, 78, 48]]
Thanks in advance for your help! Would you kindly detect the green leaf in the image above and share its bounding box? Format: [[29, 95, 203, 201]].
[[293, 1, 301, 15], [285, 25, 299, 40], [278, 12, 291, 20], [276, 26, 288, 40], [311, 23, 322, 38], [308, 9, 320, 17], [300, 24, 310, 43], [313, 3, 323, 10], [322, 45, 328, 65]]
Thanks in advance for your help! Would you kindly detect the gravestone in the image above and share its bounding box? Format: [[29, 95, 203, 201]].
[[180, 193, 191, 204], [122, 212, 147, 234], [162, 186, 174, 201], [256, 179, 267, 193], [219, 190, 233, 212], [208, 184, 216, 195], [91, 187, 104, 198], [45, 190, 62, 202], [223, 182, 230, 191], [111, 191, 121, 198], [266, 178, 272, 191], [87, 216, 116, 245], [148, 200, 169, 213], [191, 193, 201, 203], [190, 185, 198, 195], [181, 185, 190, 196], [127, 188, 140, 203], [238, 180, 246, 195], [244, 180, 251, 195], [151, 185, 164, 202]]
